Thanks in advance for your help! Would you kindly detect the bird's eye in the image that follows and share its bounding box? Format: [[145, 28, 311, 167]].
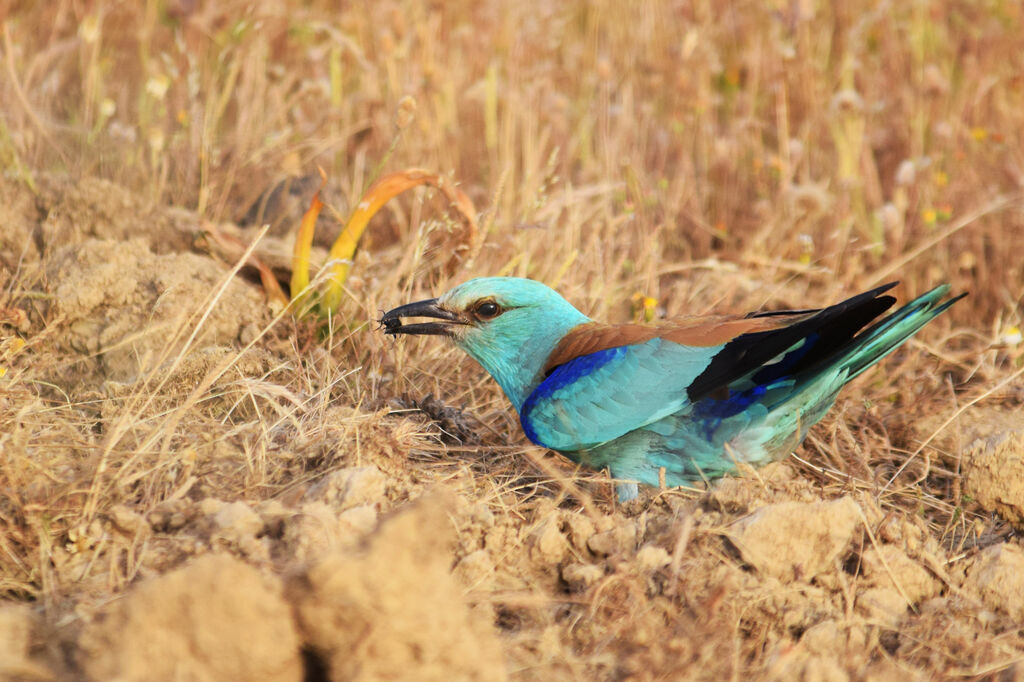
[[474, 301, 501, 319]]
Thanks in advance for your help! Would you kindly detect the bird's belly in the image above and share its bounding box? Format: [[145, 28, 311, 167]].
[[572, 408, 808, 489]]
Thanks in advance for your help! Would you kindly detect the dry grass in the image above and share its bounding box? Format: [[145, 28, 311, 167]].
[[2, 0, 1024, 679]]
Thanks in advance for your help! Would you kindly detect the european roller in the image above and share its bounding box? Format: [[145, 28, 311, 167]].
[[381, 278, 963, 500]]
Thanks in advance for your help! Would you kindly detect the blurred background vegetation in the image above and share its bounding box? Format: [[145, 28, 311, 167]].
[[2, 0, 1022, 325]]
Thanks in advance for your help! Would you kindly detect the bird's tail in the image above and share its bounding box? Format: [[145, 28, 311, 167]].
[[825, 284, 964, 381]]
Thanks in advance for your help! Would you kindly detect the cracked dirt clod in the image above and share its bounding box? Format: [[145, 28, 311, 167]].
[[963, 543, 1024, 622], [963, 429, 1024, 527], [46, 238, 269, 383], [728, 497, 862, 582], [290, 492, 506, 682], [79, 553, 303, 682]]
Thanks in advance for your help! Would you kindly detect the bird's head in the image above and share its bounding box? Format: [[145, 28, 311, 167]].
[[381, 277, 591, 408]]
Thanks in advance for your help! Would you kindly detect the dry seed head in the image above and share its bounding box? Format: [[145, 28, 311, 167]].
[[933, 121, 954, 139], [877, 202, 901, 233], [681, 30, 699, 59], [108, 121, 137, 143], [145, 75, 171, 101], [389, 7, 406, 38], [787, 138, 805, 163], [787, 182, 831, 214], [79, 14, 101, 43], [923, 64, 949, 96], [395, 95, 417, 130], [147, 127, 166, 153], [713, 138, 738, 163], [830, 89, 863, 114], [282, 151, 302, 175], [895, 159, 916, 186]]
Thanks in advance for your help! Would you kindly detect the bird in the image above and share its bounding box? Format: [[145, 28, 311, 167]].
[[381, 278, 963, 500]]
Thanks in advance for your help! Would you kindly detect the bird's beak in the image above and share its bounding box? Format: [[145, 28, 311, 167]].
[[380, 298, 465, 337]]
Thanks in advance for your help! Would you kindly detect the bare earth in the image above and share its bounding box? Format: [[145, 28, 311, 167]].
[[1, 174, 1023, 681]]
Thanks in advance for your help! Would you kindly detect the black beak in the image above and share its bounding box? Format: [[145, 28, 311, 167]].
[[379, 298, 464, 336]]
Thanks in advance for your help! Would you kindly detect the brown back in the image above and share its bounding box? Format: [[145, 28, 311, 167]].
[[542, 314, 811, 375]]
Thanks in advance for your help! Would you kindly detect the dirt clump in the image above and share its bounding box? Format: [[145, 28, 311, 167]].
[[78, 553, 304, 682], [0, 173, 197, 268], [0, 605, 51, 680], [728, 496, 862, 582], [290, 492, 507, 681], [45, 237, 269, 384], [303, 465, 390, 509], [857, 543, 942, 624], [963, 429, 1024, 527], [963, 542, 1024, 622], [36, 175, 198, 256]]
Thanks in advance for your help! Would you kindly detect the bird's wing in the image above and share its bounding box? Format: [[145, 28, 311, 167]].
[[520, 315, 804, 450], [521, 283, 900, 451]]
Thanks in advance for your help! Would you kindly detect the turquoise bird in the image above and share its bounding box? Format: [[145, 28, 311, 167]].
[[381, 278, 962, 500]]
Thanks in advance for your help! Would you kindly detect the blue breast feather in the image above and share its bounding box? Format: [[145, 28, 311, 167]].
[[520, 346, 626, 446]]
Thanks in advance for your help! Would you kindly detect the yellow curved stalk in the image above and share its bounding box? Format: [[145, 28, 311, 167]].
[[323, 169, 478, 313], [289, 168, 327, 313]]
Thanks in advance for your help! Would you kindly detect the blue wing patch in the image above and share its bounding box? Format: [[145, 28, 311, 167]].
[[519, 338, 723, 451]]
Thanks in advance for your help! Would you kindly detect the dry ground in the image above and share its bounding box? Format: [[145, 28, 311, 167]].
[[2, 1, 1024, 680]]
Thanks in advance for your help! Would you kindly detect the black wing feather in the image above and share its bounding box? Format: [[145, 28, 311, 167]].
[[686, 282, 899, 402]]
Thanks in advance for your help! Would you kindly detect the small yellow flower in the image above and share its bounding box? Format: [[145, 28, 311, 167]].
[[1001, 325, 1022, 346], [631, 293, 659, 323], [0, 336, 25, 377], [933, 170, 949, 187], [970, 127, 988, 141], [797, 233, 814, 265], [100, 98, 116, 119], [1, 336, 25, 359], [921, 208, 938, 225]]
